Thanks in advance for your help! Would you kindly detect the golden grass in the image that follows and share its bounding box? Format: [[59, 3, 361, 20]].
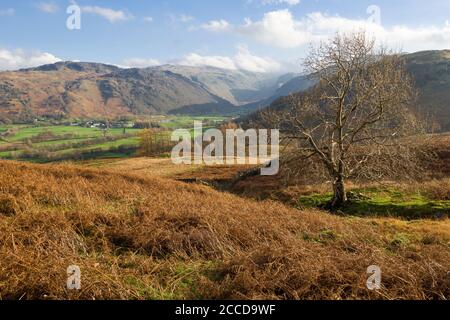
[[0, 160, 448, 300], [399, 178, 450, 201]]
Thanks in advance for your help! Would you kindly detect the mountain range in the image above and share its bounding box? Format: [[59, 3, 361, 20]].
[[0, 61, 294, 123], [0, 50, 450, 131]]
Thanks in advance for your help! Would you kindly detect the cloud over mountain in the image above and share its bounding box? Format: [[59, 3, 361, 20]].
[[176, 45, 281, 73], [121, 58, 161, 68], [0, 48, 61, 71]]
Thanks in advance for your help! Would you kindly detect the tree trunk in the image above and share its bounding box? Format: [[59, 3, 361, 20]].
[[331, 176, 347, 208]]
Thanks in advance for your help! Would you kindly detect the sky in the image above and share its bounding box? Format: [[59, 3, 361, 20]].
[[0, 0, 450, 73]]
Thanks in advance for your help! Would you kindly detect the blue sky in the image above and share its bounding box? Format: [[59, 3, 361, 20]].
[[1, 0, 450, 72]]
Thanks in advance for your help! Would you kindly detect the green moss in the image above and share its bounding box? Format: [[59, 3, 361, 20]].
[[298, 193, 333, 208], [298, 229, 340, 245], [384, 232, 420, 252], [298, 188, 450, 219], [121, 261, 212, 300], [123, 275, 179, 300]]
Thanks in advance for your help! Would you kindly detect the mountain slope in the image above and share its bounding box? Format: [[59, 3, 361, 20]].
[[97, 68, 223, 114], [405, 50, 450, 131], [0, 62, 234, 122], [155, 65, 288, 106], [240, 51, 450, 131], [238, 74, 315, 114]]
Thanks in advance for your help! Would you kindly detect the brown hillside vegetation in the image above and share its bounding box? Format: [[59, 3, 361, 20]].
[[229, 133, 450, 204], [0, 160, 449, 300], [0, 62, 224, 122]]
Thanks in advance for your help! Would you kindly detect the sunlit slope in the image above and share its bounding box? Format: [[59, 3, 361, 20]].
[[0, 160, 448, 299]]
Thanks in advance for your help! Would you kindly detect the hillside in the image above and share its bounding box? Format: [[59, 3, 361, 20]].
[[0, 160, 448, 299], [239, 74, 315, 114], [0, 62, 288, 123], [0, 62, 230, 122], [405, 50, 450, 131], [240, 50, 450, 131], [156, 65, 292, 106]]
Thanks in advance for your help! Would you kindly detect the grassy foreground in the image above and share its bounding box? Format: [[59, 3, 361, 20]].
[[0, 160, 448, 300]]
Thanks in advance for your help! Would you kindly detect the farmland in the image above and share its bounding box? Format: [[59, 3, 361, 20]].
[[0, 116, 230, 162]]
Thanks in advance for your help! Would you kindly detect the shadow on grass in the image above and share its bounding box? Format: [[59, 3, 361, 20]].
[[298, 188, 450, 220]]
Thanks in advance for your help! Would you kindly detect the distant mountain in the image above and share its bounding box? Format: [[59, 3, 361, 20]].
[[25, 61, 120, 74], [237, 74, 315, 115], [0, 62, 237, 122], [1, 50, 450, 130], [404, 50, 450, 131], [238, 50, 450, 131], [156, 65, 292, 106], [0, 61, 290, 122]]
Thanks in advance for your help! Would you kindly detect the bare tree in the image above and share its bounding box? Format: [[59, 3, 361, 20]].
[[262, 32, 424, 208]]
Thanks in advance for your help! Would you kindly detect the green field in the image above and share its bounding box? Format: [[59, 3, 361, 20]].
[[0, 116, 230, 162], [0, 125, 134, 140], [0, 125, 142, 160], [159, 116, 229, 129]]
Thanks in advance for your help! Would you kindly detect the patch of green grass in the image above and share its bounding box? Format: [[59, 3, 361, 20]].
[[300, 228, 340, 244], [298, 193, 333, 208], [123, 275, 179, 300], [3, 125, 142, 142], [139, 262, 207, 300], [160, 116, 229, 129], [389, 232, 413, 248], [56, 137, 140, 154], [0, 151, 14, 157], [298, 188, 450, 219]]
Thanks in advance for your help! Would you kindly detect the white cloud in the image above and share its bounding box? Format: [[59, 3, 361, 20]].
[[203, 9, 450, 52], [143, 16, 153, 23], [176, 46, 281, 73], [261, 0, 300, 6], [36, 2, 59, 13], [300, 12, 450, 52], [169, 13, 195, 24], [237, 9, 309, 48], [82, 6, 133, 23], [0, 48, 61, 71], [178, 53, 236, 70], [0, 8, 15, 16], [200, 19, 231, 32], [233, 45, 281, 72], [121, 58, 161, 68]]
